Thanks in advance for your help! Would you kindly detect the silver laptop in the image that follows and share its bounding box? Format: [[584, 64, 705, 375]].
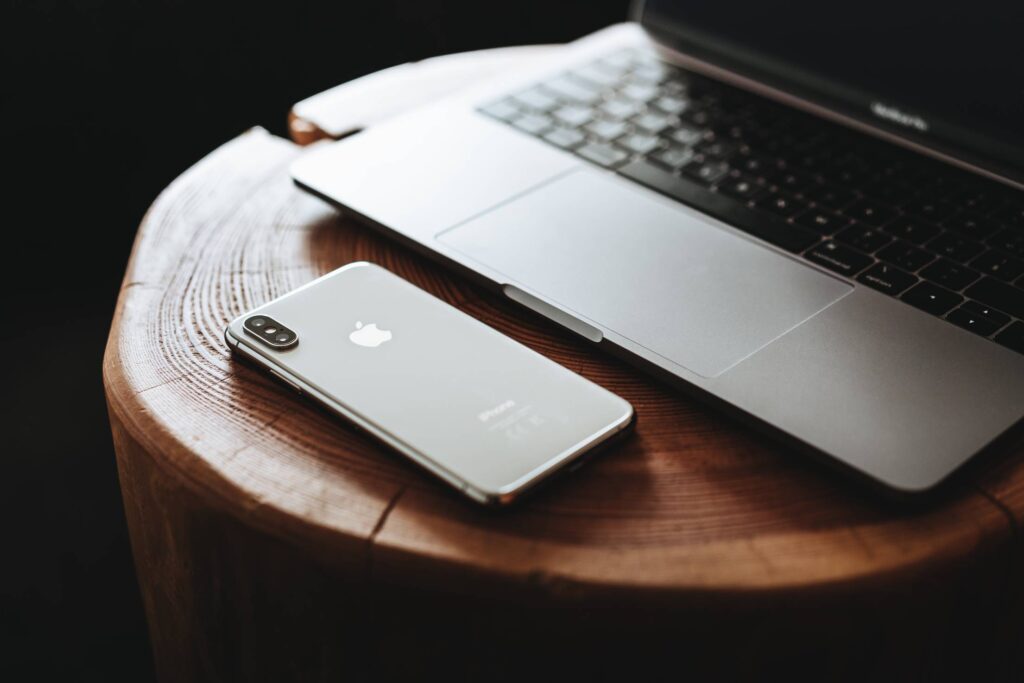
[[291, 1, 1024, 495]]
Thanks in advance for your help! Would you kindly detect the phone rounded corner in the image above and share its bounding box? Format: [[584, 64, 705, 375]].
[[223, 324, 241, 351], [611, 398, 637, 435], [621, 399, 636, 425], [454, 479, 512, 508], [483, 484, 524, 508], [339, 260, 376, 273]]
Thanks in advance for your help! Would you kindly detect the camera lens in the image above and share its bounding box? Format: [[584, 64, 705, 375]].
[[244, 315, 297, 349]]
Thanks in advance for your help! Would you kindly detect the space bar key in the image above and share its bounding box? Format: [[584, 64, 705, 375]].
[[618, 160, 819, 253]]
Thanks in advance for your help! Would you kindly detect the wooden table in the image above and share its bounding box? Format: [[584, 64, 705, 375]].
[[104, 48, 1024, 682]]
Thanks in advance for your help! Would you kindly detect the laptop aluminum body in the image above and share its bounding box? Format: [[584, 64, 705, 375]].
[[290, 19, 1024, 495]]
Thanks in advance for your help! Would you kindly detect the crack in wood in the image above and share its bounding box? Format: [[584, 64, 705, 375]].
[[365, 485, 407, 581]]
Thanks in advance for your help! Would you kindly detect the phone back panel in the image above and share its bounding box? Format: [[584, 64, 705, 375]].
[[226, 263, 632, 498]]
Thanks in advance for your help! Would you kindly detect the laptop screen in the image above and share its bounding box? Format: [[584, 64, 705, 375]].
[[638, 1, 1024, 185]]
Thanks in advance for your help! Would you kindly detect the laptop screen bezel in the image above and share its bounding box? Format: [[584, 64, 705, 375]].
[[632, 0, 1024, 190]]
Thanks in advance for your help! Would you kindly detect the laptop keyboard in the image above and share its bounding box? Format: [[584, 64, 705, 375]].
[[478, 49, 1024, 356]]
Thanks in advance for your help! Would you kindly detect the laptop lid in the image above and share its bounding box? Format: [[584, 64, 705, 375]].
[[635, 1, 1024, 187]]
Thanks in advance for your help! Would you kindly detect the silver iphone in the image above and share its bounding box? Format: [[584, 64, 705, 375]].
[[224, 262, 634, 505]]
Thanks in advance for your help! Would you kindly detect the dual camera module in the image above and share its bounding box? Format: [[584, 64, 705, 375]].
[[244, 315, 298, 349]]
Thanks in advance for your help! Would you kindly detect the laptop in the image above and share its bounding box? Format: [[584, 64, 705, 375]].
[[291, 1, 1024, 495]]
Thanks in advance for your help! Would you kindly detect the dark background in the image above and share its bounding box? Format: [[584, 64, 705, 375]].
[[1, 1, 627, 679]]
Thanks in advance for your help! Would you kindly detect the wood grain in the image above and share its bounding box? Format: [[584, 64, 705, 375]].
[[104, 127, 1024, 680]]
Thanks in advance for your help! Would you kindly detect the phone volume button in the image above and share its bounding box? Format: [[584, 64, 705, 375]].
[[269, 370, 303, 395]]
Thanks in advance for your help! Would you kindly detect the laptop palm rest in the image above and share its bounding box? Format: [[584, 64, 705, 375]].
[[439, 169, 852, 378]]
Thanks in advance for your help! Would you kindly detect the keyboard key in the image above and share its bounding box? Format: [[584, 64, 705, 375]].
[[791, 150, 827, 172], [878, 241, 934, 271], [902, 282, 963, 315], [600, 97, 642, 120], [860, 179, 916, 206], [654, 95, 690, 115], [576, 142, 629, 168], [844, 199, 896, 227], [988, 229, 1024, 260], [631, 62, 673, 84], [971, 249, 1024, 282], [927, 232, 984, 263], [919, 259, 980, 291], [649, 145, 694, 170], [621, 82, 659, 102], [668, 123, 705, 146], [793, 208, 850, 234], [947, 184, 995, 212], [835, 223, 892, 253], [619, 132, 662, 155], [964, 276, 1024, 319], [632, 111, 673, 134], [857, 263, 918, 295], [512, 87, 559, 112], [570, 65, 620, 89], [717, 174, 767, 202], [827, 165, 872, 187], [946, 307, 1001, 337], [959, 300, 1011, 328], [882, 216, 941, 245], [542, 127, 586, 150], [754, 192, 806, 218], [479, 99, 520, 121], [511, 113, 553, 135], [681, 106, 715, 128], [585, 119, 629, 141], [661, 75, 689, 94], [543, 76, 602, 104], [553, 104, 595, 128], [994, 321, 1024, 355], [944, 212, 999, 241], [904, 196, 956, 222], [697, 139, 739, 159], [756, 160, 791, 184], [804, 183, 856, 210], [618, 160, 819, 253], [989, 203, 1024, 227], [733, 154, 778, 178], [805, 241, 873, 277], [772, 169, 815, 194], [682, 159, 730, 185]]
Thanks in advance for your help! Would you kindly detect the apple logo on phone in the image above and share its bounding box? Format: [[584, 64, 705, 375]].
[[349, 321, 392, 348]]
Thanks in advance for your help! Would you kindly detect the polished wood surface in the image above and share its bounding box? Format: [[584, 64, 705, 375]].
[[105, 51, 1024, 680], [104, 126, 1024, 680]]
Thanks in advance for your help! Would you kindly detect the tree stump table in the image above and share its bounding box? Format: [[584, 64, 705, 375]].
[[104, 51, 1024, 683]]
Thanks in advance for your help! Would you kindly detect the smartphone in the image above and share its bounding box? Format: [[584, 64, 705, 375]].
[[224, 262, 633, 505]]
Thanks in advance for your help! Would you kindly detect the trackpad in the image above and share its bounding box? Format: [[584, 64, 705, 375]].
[[439, 170, 851, 377]]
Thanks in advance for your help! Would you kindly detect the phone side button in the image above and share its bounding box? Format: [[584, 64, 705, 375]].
[[269, 369, 303, 395]]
